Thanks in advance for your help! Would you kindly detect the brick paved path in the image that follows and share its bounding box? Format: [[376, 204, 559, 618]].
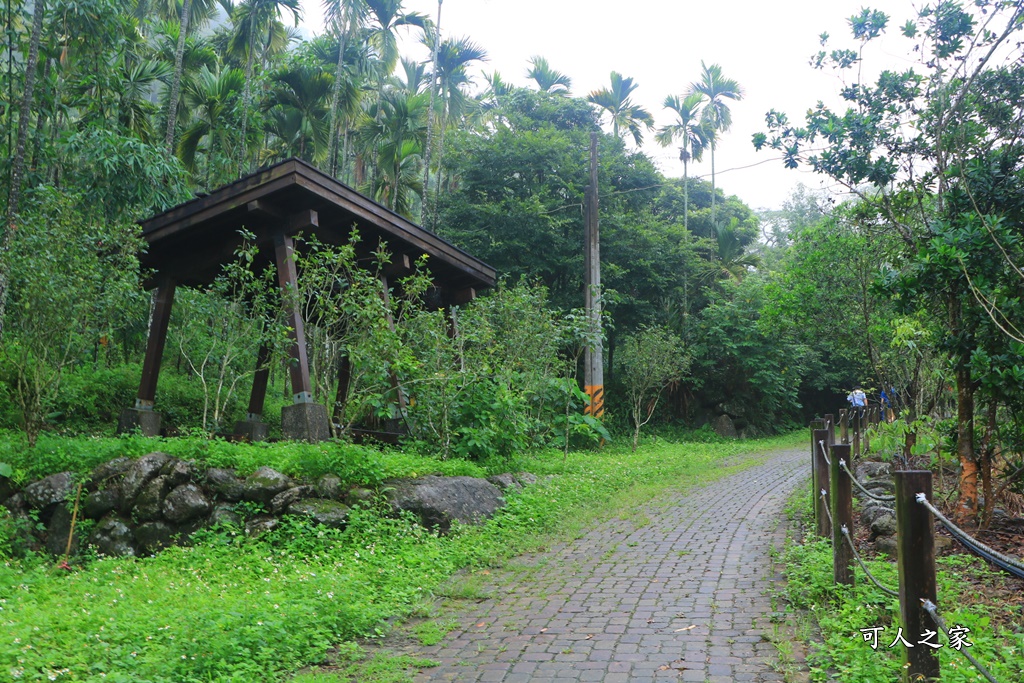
[[398, 446, 808, 683]]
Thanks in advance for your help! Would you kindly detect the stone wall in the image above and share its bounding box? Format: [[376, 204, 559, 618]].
[[0, 453, 526, 558]]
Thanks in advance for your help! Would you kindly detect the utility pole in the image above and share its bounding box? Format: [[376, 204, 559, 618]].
[[584, 132, 604, 418]]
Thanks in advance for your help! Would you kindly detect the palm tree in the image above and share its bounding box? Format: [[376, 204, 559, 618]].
[[120, 58, 173, 143], [263, 63, 333, 162], [710, 218, 759, 281], [231, 0, 302, 175], [162, 0, 223, 153], [322, 0, 367, 175], [587, 71, 653, 146], [357, 89, 428, 213], [177, 65, 246, 187], [420, 0, 442, 223], [656, 92, 709, 231], [423, 34, 486, 221], [479, 70, 513, 119], [687, 62, 743, 226], [526, 56, 571, 94], [362, 0, 429, 189]]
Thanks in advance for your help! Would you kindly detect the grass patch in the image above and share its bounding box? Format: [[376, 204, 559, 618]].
[[0, 431, 802, 682], [0, 430, 487, 486]]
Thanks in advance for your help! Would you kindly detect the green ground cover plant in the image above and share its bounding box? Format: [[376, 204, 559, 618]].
[[0, 432, 486, 487], [782, 490, 1024, 681], [0, 432, 800, 682]]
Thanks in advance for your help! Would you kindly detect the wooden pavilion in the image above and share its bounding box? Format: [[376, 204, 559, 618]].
[[117, 158, 496, 442]]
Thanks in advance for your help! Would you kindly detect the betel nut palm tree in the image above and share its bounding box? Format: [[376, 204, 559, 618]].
[[526, 55, 572, 94], [656, 92, 709, 232], [687, 62, 743, 227], [587, 71, 654, 146]]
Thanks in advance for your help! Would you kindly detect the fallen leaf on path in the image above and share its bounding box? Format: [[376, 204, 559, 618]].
[[476, 623, 486, 627], [673, 625, 697, 632]]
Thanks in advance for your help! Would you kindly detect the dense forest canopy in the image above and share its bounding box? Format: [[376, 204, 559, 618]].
[[0, 0, 1022, 524]]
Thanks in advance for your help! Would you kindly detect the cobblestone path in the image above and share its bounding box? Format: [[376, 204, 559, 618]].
[[399, 446, 807, 683]]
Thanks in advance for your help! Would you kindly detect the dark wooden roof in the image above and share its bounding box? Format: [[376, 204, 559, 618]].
[[139, 158, 496, 292]]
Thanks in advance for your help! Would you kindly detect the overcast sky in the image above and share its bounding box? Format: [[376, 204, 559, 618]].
[[298, 0, 926, 211]]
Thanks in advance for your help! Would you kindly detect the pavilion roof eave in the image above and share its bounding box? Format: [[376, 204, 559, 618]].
[[139, 158, 496, 291]]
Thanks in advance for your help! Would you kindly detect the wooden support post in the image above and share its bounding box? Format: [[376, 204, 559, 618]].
[[813, 428, 831, 538], [137, 278, 176, 408], [246, 344, 271, 419], [273, 231, 329, 442], [831, 443, 854, 586], [332, 354, 352, 426], [839, 409, 849, 444], [810, 418, 825, 431], [233, 344, 271, 442], [378, 273, 409, 421], [895, 470, 939, 682], [824, 413, 835, 445], [118, 278, 176, 436], [273, 232, 313, 402]]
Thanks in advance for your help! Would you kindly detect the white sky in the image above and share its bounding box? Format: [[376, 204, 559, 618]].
[[297, 0, 926, 211]]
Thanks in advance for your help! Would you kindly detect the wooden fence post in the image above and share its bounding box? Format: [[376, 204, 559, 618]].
[[824, 413, 835, 445], [813, 428, 831, 538], [864, 409, 872, 453], [895, 470, 939, 682], [831, 443, 854, 586], [853, 411, 861, 459], [839, 409, 849, 444]]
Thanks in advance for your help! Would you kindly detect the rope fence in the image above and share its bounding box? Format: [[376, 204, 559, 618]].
[[838, 458, 895, 502], [915, 494, 1024, 580], [807, 414, 1019, 683], [922, 600, 1001, 683]]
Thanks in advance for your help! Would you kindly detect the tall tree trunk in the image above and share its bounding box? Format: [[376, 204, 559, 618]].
[[420, 0, 442, 224], [980, 402, 996, 530], [682, 156, 688, 232], [237, 20, 259, 177], [164, 0, 192, 153], [327, 12, 353, 176], [710, 143, 716, 226], [1, 0, 47, 341], [954, 363, 978, 523]]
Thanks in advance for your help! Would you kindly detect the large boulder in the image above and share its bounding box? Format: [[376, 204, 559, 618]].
[[288, 499, 350, 529], [870, 510, 898, 539], [270, 486, 312, 514], [83, 487, 120, 520], [712, 414, 738, 439], [120, 453, 171, 510], [24, 472, 74, 509], [315, 474, 344, 500], [243, 467, 293, 506], [162, 459, 195, 488], [90, 515, 135, 557], [45, 505, 80, 556], [205, 468, 245, 502], [162, 484, 211, 523], [88, 458, 133, 487], [133, 475, 172, 522], [135, 521, 175, 554], [209, 504, 242, 528], [385, 476, 505, 532], [856, 461, 891, 480]]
